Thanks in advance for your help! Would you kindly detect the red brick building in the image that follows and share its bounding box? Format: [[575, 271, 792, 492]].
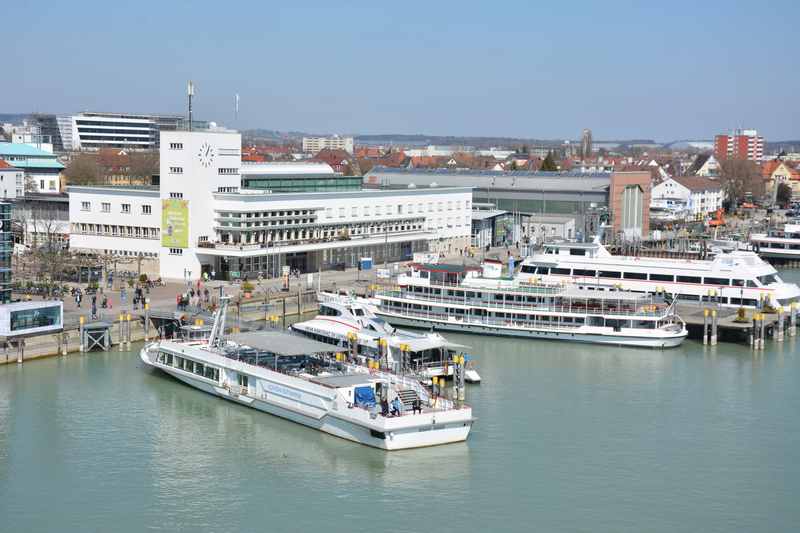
[[714, 129, 764, 162]]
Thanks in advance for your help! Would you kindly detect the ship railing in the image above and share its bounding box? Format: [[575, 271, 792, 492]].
[[377, 290, 669, 317]]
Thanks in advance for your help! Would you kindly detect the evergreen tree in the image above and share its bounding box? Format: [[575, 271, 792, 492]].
[[540, 151, 558, 171]]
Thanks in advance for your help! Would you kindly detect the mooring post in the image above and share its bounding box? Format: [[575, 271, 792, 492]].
[[703, 308, 709, 345], [750, 315, 756, 349], [777, 306, 785, 342], [16, 340, 24, 364], [711, 309, 718, 346], [118, 314, 124, 351], [791, 302, 797, 337], [282, 298, 286, 330], [144, 303, 150, 341], [127, 313, 132, 349], [79, 316, 85, 353], [61, 331, 68, 356], [759, 313, 766, 350]]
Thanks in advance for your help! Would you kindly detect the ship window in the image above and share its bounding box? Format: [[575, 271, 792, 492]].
[[204, 366, 218, 380], [573, 269, 596, 277], [742, 298, 757, 306], [624, 272, 647, 280], [677, 275, 701, 284], [535, 266, 550, 275], [747, 280, 757, 287], [194, 363, 205, 376], [704, 277, 730, 286], [757, 274, 778, 285], [599, 271, 621, 279], [677, 294, 700, 301], [521, 265, 536, 274], [551, 268, 571, 275], [732, 279, 745, 287], [569, 248, 586, 256], [238, 374, 249, 388], [650, 274, 674, 282]]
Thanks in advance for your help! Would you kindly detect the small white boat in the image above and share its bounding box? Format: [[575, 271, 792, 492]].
[[292, 294, 481, 383], [140, 297, 473, 450]]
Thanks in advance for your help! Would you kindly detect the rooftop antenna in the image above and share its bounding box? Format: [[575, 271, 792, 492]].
[[187, 80, 195, 132]]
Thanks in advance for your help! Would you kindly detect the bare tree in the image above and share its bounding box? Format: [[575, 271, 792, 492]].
[[64, 153, 101, 185], [719, 159, 764, 208], [127, 151, 159, 185]]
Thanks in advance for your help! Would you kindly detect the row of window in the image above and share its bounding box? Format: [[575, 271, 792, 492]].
[[325, 200, 470, 219], [72, 223, 160, 239], [156, 352, 220, 382], [169, 143, 183, 150], [80, 201, 152, 215], [521, 264, 775, 287]]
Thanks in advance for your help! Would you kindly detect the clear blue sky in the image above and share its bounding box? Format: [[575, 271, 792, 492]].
[[3, 0, 798, 141]]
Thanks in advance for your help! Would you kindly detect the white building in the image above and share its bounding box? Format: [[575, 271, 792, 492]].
[[240, 161, 334, 176], [0, 142, 63, 194], [651, 176, 723, 218], [0, 160, 23, 199], [69, 129, 472, 281], [302, 135, 354, 155]]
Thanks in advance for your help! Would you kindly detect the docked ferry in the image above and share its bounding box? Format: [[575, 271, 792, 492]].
[[373, 261, 687, 348], [140, 298, 473, 450], [291, 294, 481, 383], [519, 241, 800, 309], [750, 222, 800, 262]]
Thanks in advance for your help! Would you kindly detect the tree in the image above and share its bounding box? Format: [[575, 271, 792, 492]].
[[718, 159, 763, 208], [127, 151, 159, 185], [540, 151, 558, 171], [776, 182, 793, 207], [64, 153, 101, 185]]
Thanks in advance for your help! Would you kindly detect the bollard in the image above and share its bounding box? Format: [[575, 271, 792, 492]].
[[710, 309, 718, 346], [751, 316, 756, 349], [144, 303, 150, 341], [777, 306, 785, 342], [118, 314, 124, 351], [16, 340, 23, 364], [791, 303, 797, 337], [126, 313, 132, 349], [703, 308, 709, 345], [759, 313, 766, 350], [61, 332, 68, 356], [79, 316, 85, 353]]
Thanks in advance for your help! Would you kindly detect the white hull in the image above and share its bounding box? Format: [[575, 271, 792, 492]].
[[141, 345, 472, 450], [376, 312, 687, 349]]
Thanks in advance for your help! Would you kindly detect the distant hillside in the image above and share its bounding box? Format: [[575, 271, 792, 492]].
[[0, 113, 30, 125]]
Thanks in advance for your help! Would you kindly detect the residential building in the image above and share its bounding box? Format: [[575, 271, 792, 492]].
[[762, 160, 800, 202], [0, 160, 23, 199], [65, 112, 199, 151], [302, 135, 354, 155], [69, 129, 472, 281], [687, 153, 720, 177], [714, 129, 764, 162], [651, 176, 723, 218], [0, 142, 63, 194], [0, 202, 11, 303]]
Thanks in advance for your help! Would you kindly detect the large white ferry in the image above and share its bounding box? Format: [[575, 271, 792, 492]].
[[140, 298, 473, 450], [519, 241, 800, 309], [373, 261, 687, 348], [291, 294, 481, 383], [750, 222, 800, 262]]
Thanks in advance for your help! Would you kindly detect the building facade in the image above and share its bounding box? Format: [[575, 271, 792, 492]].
[[0, 202, 11, 303], [302, 136, 354, 155], [714, 129, 764, 162], [651, 176, 723, 218], [0, 142, 63, 194], [0, 160, 23, 199], [68, 130, 472, 281]]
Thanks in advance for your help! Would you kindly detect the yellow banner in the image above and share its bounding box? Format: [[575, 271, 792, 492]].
[[161, 199, 189, 248]]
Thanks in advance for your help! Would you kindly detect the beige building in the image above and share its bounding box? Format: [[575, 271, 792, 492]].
[[302, 135, 354, 155]]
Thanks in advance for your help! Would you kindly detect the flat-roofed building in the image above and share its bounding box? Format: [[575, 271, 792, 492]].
[[302, 135, 354, 155]]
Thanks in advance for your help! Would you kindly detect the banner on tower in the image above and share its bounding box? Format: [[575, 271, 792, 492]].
[[162, 199, 189, 248]]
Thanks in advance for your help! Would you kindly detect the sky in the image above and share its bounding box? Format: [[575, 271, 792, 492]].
[[3, 0, 798, 141]]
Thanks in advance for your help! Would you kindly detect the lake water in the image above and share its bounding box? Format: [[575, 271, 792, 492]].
[[2, 278, 800, 532]]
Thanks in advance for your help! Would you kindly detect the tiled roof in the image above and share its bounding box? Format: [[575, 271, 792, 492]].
[[672, 175, 722, 191]]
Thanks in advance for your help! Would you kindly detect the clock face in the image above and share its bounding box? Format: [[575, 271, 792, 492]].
[[197, 141, 215, 168]]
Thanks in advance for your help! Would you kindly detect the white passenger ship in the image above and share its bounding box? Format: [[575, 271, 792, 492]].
[[291, 294, 481, 383], [519, 241, 800, 309], [750, 222, 800, 262], [140, 298, 473, 450], [373, 261, 687, 348]]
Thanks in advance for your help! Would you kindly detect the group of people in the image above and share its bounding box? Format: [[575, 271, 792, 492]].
[[379, 395, 423, 417], [176, 284, 212, 311]]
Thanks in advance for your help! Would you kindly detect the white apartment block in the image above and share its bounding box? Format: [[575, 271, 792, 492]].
[[69, 130, 471, 281], [302, 135, 354, 155], [651, 176, 723, 218]]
